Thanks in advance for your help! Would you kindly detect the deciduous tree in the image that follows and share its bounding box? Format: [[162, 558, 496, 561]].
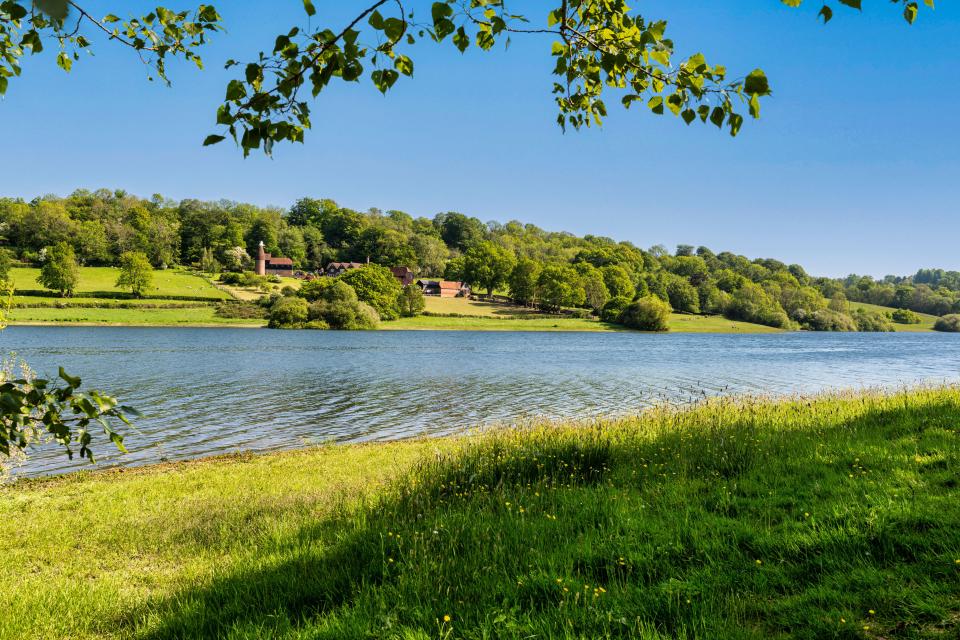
[[37, 241, 79, 297], [116, 251, 154, 298]]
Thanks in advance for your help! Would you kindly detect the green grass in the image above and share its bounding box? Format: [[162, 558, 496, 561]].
[[6, 306, 262, 326], [10, 296, 211, 308], [398, 300, 781, 333], [850, 302, 938, 332], [3, 388, 957, 639], [10, 267, 231, 300]]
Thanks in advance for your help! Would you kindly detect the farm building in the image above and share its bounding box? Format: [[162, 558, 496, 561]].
[[391, 266, 415, 287], [325, 261, 365, 277], [417, 279, 470, 297], [255, 242, 294, 277]]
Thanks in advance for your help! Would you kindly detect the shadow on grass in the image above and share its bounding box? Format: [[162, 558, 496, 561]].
[[129, 397, 960, 639]]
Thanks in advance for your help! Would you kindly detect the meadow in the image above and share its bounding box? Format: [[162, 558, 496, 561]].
[[8, 267, 230, 300], [2, 387, 957, 639], [6, 269, 785, 332]]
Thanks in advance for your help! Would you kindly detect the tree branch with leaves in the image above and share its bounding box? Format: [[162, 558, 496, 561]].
[[0, 1, 933, 155]]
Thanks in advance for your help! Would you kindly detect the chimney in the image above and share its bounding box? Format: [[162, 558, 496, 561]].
[[366, 255, 370, 264]]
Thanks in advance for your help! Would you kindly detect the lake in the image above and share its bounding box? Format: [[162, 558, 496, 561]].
[[4, 326, 959, 476]]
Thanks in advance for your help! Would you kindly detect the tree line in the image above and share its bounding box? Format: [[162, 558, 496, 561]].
[[2, 189, 960, 331]]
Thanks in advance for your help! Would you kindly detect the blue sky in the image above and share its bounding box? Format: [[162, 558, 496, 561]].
[[1, 1, 957, 277]]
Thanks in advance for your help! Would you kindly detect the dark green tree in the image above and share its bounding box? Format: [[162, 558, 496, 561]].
[[463, 242, 516, 297], [340, 264, 402, 320]]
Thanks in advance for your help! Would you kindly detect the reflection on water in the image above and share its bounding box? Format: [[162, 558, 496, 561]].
[[4, 326, 958, 476]]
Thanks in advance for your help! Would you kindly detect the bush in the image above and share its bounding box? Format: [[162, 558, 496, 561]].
[[340, 265, 402, 320], [619, 296, 671, 332], [725, 282, 793, 329], [934, 314, 960, 333], [280, 285, 298, 297], [298, 278, 334, 301], [892, 308, 921, 324], [797, 309, 858, 332], [215, 302, 268, 320], [600, 296, 631, 323], [853, 309, 895, 332], [306, 280, 379, 330], [268, 297, 309, 328], [220, 271, 266, 287], [309, 300, 379, 330]]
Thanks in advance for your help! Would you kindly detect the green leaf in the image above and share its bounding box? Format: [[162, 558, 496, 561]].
[[744, 69, 770, 96], [302, 0, 316, 16], [394, 55, 414, 76], [34, 0, 68, 20], [58, 367, 81, 389], [56, 51, 72, 72], [203, 134, 225, 146]]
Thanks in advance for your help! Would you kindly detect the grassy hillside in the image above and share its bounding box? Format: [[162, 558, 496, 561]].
[[5, 306, 262, 326], [10, 267, 230, 300], [2, 388, 957, 639], [850, 302, 938, 332]]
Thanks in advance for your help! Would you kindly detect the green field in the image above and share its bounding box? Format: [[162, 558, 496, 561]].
[[6, 306, 260, 326], [10, 267, 230, 300], [2, 388, 958, 639], [851, 302, 938, 332]]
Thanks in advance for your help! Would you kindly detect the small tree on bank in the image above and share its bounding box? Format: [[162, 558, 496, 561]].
[[398, 284, 426, 318], [116, 251, 154, 298], [620, 296, 672, 332], [37, 242, 79, 297]]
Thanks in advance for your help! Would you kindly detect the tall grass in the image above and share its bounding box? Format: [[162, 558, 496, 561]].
[[1, 388, 958, 639]]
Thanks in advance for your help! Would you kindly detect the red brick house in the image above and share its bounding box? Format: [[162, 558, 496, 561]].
[[255, 241, 294, 277]]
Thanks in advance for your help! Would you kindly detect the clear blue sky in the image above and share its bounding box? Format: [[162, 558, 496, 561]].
[[2, 1, 957, 277]]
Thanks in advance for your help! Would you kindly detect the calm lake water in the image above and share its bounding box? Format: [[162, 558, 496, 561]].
[[4, 326, 959, 476]]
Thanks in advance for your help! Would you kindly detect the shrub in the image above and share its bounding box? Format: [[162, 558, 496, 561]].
[[619, 296, 671, 332], [280, 285, 298, 297], [934, 314, 960, 333], [600, 296, 631, 323], [853, 309, 895, 332], [298, 278, 334, 301], [725, 282, 793, 329], [340, 264, 402, 320], [306, 280, 379, 330], [220, 271, 266, 287], [215, 302, 268, 320], [797, 309, 858, 332], [892, 308, 921, 324], [309, 300, 379, 330], [268, 297, 309, 328]]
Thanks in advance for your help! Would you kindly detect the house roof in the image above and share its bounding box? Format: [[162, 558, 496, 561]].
[[267, 257, 293, 266], [327, 262, 365, 270], [391, 266, 413, 275], [439, 281, 465, 290]]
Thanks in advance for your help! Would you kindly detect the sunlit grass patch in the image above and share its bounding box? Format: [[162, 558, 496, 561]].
[[1, 388, 958, 639]]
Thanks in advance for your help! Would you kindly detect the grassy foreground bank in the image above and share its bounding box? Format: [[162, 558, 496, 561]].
[[3, 388, 958, 639]]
